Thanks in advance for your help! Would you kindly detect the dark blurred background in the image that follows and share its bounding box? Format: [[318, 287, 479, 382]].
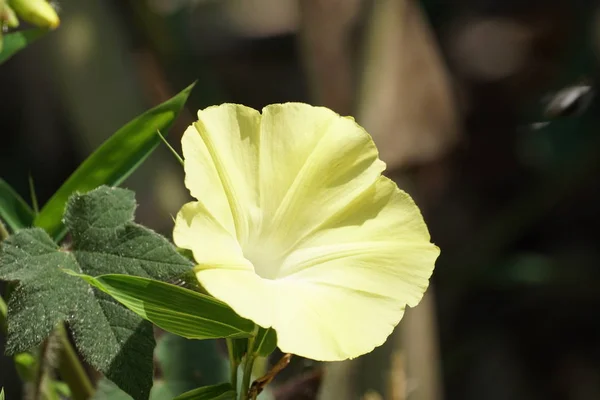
[[3, 0, 600, 399]]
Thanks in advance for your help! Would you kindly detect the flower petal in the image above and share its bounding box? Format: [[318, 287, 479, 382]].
[[194, 266, 404, 361], [182, 104, 261, 244], [256, 104, 385, 254], [274, 177, 438, 359], [173, 202, 250, 269], [192, 177, 438, 361], [273, 279, 405, 360], [281, 177, 438, 306], [195, 268, 274, 329]]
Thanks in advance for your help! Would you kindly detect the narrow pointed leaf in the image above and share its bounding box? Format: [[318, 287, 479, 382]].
[[0, 28, 47, 64], [0, 187, 193, 399], [173, 384, 235, 400], [34, 83, 195, 240], [0, 179, 34, 232], [71, 273, 255, 340]]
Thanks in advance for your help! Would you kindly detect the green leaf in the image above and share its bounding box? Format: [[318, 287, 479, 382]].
[[149, 334, 229, 400], [71, 273, 254, 340], [173, 384, 236, 400], [34, 83, 195, 240], [0, 387, 4, 400], [0, 179, 34, 232], [254, 328, 277, 357], [0, 186, 193, 399], [0, 28, 47, 64]]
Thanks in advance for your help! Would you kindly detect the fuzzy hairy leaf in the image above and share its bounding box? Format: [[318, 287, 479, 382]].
[[0, 186, 193, 399]]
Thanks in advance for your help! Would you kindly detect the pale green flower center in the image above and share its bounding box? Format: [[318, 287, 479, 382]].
[[243, 244, 282, 280]]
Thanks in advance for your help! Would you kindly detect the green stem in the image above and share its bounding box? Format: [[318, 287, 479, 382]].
[[239, 336, 256, 400], [226, 338, 239, 394], [240, 355, 256, 400], [56, 324, 94, 400]]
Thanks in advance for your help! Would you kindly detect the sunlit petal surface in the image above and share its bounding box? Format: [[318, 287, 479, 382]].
[[174, 103, 439, 361]]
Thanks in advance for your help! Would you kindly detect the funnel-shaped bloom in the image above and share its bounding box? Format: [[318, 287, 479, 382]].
[[174, 103, 439, 361]]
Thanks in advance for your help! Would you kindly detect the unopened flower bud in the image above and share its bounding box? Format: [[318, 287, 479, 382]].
[[8, 0, 59, 29], [2, 3, 20, 28]]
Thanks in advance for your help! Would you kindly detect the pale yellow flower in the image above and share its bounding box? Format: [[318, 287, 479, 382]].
[[173, 103, 439, 361]]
